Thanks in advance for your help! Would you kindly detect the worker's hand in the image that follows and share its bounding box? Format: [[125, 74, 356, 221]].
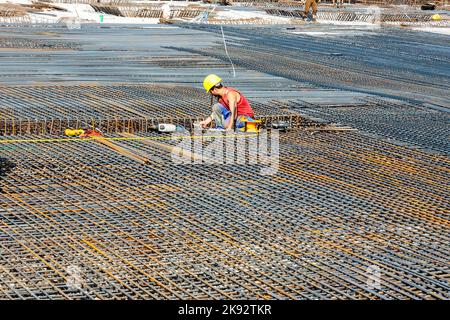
[[199, 120, 208, 128]]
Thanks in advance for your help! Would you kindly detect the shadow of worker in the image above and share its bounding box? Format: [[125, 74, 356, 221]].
[[0, 157, 15, 193]]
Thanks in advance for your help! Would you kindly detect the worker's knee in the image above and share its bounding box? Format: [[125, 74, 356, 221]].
[[212, 103, 230, 118], [212, 103, 231, 122]]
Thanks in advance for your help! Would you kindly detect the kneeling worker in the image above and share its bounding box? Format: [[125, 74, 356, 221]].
[[199, 74, 255, 131]]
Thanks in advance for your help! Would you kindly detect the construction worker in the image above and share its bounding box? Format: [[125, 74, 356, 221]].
[[199, 74, 255, 131], [303, 0, 319, 21]]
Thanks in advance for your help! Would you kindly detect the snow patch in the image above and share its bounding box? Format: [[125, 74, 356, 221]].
[[0, 0, 33, 4], [410, 26, 450, 35]]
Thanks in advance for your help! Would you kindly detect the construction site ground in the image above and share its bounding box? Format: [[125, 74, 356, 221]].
[[0, 20, 449, 299]]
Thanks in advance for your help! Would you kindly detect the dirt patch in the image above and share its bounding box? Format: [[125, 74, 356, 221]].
[[0, 4, 27, 17]]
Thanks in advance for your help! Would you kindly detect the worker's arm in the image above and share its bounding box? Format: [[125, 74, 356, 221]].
[[225, 91, 239, 131]]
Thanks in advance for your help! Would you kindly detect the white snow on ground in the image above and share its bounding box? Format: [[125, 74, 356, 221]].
[[214, 8, 289, 23], [0, 1, 171, 24], [0, 0, 448, 32], [21, 3, 161, 24], [316, 20, 380, 26], [55, 3, 160, 24], [410, 26, 450, 35], [0, 0, 32, 4], [290, 30, 374, 37]]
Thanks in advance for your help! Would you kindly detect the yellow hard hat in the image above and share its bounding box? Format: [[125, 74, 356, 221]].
[[431, 14, 441, 21], [203, 74, 222, 92]]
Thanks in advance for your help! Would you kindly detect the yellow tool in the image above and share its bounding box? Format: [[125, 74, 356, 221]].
[[239, 117, 262, 133], [64, 128, 103, 138], [64, 129, 85, 137]]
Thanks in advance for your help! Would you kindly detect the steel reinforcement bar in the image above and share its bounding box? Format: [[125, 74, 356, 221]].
[[0, 84, 314, 136], [0, 129, 449, 299]]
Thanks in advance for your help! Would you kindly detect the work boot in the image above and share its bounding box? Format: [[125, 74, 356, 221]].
[[295, 11, 307, 20]]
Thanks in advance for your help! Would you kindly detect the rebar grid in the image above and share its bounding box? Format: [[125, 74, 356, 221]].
[[0, 84, 306, 136], [172, 23, 450, 111], [91, 5, 206, 19], [0, 23, 448, 300], [265, 8, 437, 23], [281, 98, 450, 154], [1, 129, 449, 299]]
